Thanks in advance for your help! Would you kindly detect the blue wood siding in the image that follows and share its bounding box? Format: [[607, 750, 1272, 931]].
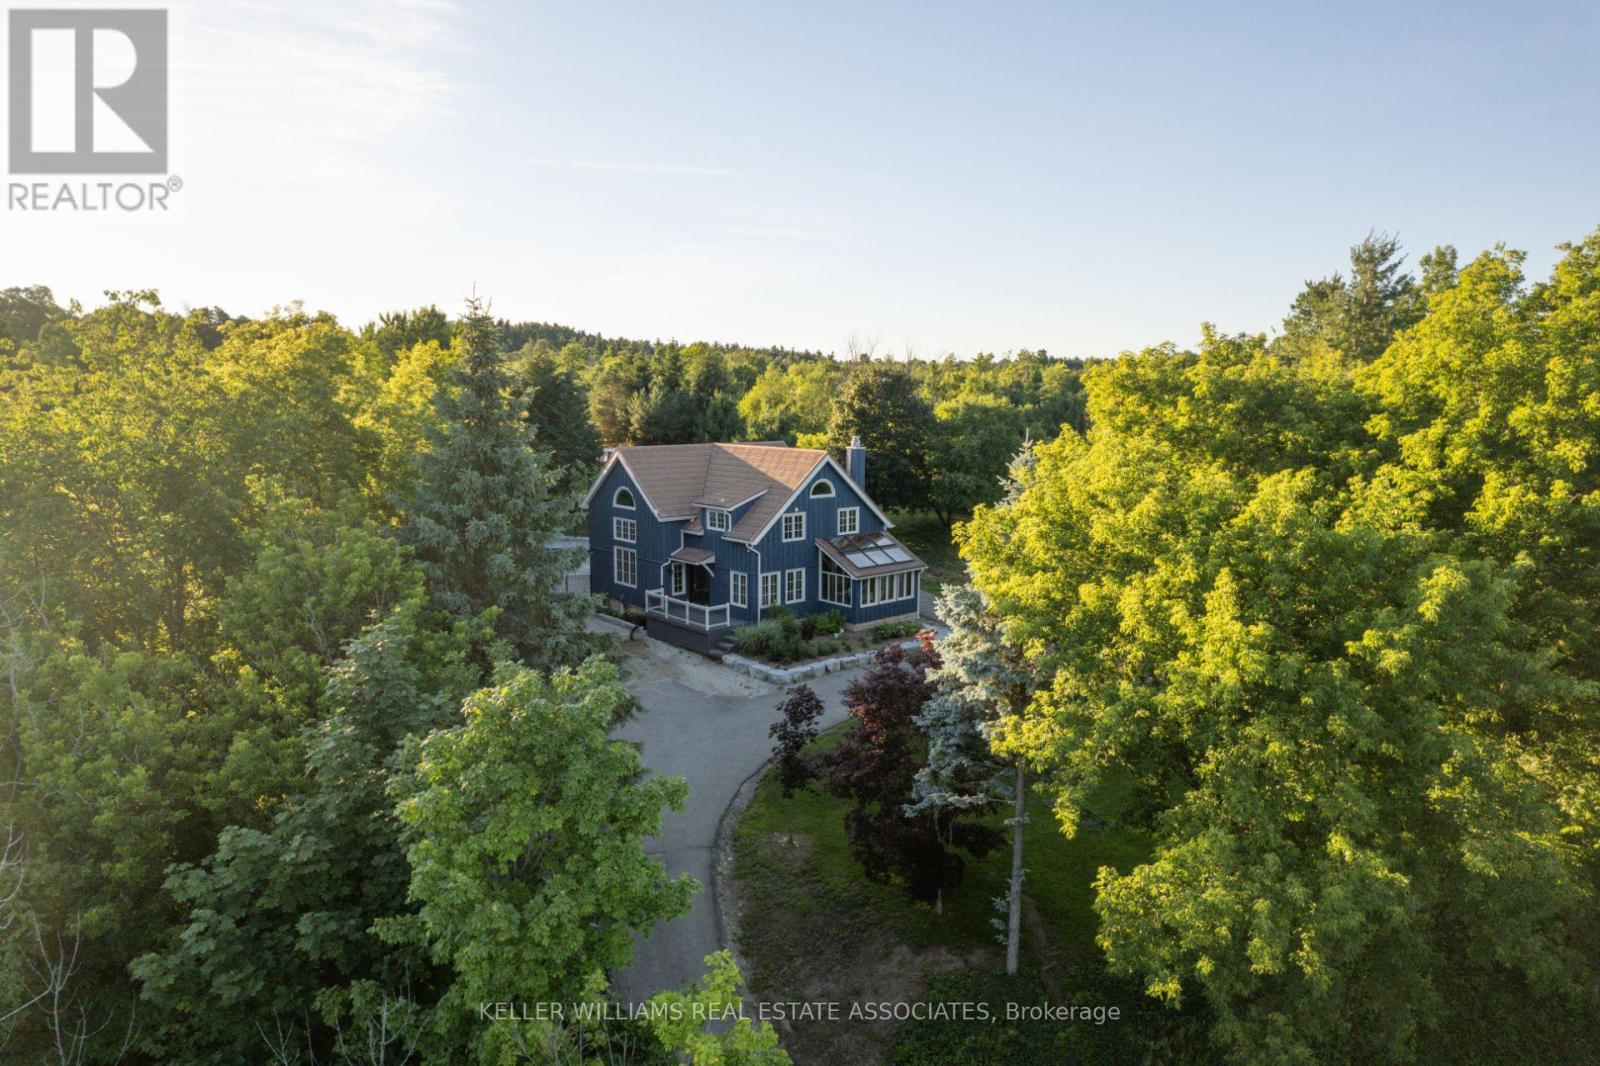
[[674, 494, 765, 623], [588, 463, 677, 609], [589, 456, 920, 627], [745, 464, 916, 624]]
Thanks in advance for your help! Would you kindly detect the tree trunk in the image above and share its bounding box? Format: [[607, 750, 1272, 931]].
[[1006, 761, 1026, 976]]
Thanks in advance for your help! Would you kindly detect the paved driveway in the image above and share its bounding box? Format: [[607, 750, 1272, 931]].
[[608, 635, 858, 1006]]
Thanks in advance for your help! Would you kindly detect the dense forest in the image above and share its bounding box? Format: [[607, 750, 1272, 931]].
[[1, 226, 1597, 1064]]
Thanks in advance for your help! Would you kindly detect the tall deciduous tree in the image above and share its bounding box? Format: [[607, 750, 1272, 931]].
[[132, 603, 484, 1064], [0, 285, 68, 352], [962, 296, 1599, 1063], [402, 297, 598, 670], [825, 360, 935, 512], [386, 658, 696, 1061], [926, 393, 1029, 526], [738, 361, 841, 442]]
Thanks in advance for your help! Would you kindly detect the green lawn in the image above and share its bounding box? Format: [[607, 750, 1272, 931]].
[[731, 727, 1216, 1065], [887, 511, 965, 594]]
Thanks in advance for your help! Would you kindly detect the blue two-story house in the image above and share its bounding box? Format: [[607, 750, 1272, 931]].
[[582, 438, 926, 651]]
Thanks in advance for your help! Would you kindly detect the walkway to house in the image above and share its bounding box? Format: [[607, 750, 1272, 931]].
[[604, 631, 859, 1006]]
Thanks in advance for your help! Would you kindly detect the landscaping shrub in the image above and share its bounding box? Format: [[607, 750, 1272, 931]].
[[734, 620, 804, 663], [602, 603, 647, 626], [800, 609, 846, 639], [872, 620, 922, 642]]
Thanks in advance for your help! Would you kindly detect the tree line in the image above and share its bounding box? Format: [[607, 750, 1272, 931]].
[[358, 302, 1093, 523]]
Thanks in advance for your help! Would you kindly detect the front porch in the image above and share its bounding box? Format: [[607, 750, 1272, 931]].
[[644, 588, 733, 656]]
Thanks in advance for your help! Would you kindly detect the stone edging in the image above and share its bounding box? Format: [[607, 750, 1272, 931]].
[[721, 639, 920, 685]]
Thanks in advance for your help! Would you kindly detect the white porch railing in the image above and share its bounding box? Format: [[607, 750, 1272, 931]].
[[645, 589, 731, 631]]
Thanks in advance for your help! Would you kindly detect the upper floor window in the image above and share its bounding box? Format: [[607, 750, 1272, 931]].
[[613, 487, 636, 510], [706, 508, 731, 532], [782, 512, 806, 542], [837, 507, 859, 536], [810, 479, 835, 498], [613, 517, 637, 543]]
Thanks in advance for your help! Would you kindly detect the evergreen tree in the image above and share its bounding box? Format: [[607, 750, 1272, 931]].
[[912, 582, 1037, 974], [1278, 232, 1426, 364], [511, 342, 603, 498], [402, 298, 598, 670]]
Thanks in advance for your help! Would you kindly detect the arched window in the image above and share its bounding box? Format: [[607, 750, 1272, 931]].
[[613, 487, 636, 510], [809, 479, 835, 498]]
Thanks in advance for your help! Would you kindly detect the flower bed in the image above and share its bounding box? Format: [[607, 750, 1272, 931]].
[[731, 608, 920, 666]]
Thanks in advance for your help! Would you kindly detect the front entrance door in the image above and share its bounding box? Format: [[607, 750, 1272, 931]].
[[687, 565, 711, 605]]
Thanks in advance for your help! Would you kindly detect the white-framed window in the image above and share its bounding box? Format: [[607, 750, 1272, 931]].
[[613, 487, 635, 510], [759, 571, 782, 608], [613, 517, 637, 543], [731, 572, 748, 608], [782, 512, 806, 542], [706, 508, 730, 532], [837, 507, 859, 535], [785, 568, 806, 603], [810, 479, 835, 498], [670, 563, 686, 596], [613, 547, 638, 588], [820, 556, 851, 606], [859, 571, 915, 606]]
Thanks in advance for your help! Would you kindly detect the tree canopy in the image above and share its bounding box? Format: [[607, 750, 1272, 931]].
[[961, 230, 1600, 1064]]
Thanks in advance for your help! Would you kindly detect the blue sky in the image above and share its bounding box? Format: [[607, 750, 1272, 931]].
[[9, 0, 1600, 357]]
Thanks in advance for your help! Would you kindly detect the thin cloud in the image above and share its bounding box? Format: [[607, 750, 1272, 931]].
[[188, 0, 472, 215], [724, 223, 846, 245], [526, 157, 739, 178]]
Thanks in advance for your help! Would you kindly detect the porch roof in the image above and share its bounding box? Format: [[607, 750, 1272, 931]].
[[815, 531, 926, 579], [669, 546, 717, 566]]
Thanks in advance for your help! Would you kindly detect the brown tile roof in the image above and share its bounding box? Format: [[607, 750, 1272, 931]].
[[612, 442, 829, 542], [815, 531, 926, 578], [669, 546, 716, 565]]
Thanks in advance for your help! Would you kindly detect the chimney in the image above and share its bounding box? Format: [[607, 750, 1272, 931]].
[[847, 435, 867, 491]]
